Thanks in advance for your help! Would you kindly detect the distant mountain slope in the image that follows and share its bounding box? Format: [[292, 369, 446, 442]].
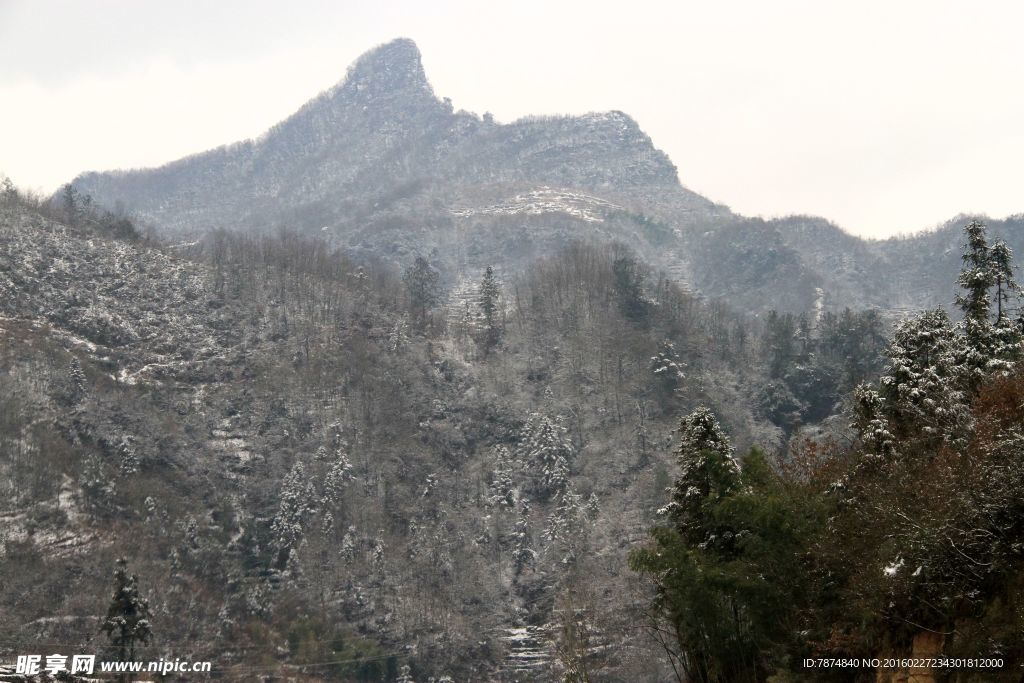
[[680, 213, 1024, 316], [69, 38, 1022, 317], [73, 39, 719, 235]]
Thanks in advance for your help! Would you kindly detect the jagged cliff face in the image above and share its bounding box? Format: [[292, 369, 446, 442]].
[[70, 38, 1022, 317]]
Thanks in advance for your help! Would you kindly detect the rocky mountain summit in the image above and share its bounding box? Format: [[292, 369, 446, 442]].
[[73, 39, 715, 238], [70, 38, 1022, 317]]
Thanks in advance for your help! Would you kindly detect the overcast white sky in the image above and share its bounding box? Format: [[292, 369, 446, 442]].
[[1, 0, 1021, 238]]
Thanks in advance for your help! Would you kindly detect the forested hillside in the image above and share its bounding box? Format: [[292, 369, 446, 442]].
[[632, 221, 1024, 682], [1, 181, 891, 680]]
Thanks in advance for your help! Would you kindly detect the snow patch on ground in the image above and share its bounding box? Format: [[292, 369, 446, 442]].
[[451, 187, 622, 223], [883, 556, 905, 577]]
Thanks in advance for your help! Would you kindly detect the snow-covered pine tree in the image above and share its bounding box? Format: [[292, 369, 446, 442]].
[[143, 496, 157, 524], [69, 356, 88, 402], [118, 437, 139, 475], [543, 486, 599, 565], [184, 516, 200, 549], [477, 265, 503, 354], [511, 498, 536, 576], [955, 221, 997, 385], [488, 444, 517, 510], [796, 312, 813, 359], [662, 407, 740, 547], [544, 488, 583, 553], [100, 558, 153, 665], [851, 383, 897, 457], [245, 581, 272, 617], [612, 253, 649, 322], [284, 546, 303, 583], [520, 413, 573, 498], [404, 256, 441, 332], [957, 221, 995, 323], [991, 314, 1023, 372], [80, 452, 115, 512], [271, 461, 316, 568], [764, 311, 797, 379], [370, 534, 387, 582], [650, 340, 685, 400], [876, 309, 971, 447], [397, 664, 415, 683], [991, 239, 1018, 323], [989, 239, 1024, 370], [340, 525, 357, 565], [388, 317, 409, 352], [322, 449, 354, 507], [852, 224, 1024, 455], [0, 175, 15, 201]]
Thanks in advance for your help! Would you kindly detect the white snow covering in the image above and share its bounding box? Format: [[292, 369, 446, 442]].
[[883, 556, 905, 577], [451, 186, 622, 223]]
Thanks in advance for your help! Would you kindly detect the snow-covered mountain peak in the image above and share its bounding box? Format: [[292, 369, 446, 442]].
[[336, 37, 434, 101]]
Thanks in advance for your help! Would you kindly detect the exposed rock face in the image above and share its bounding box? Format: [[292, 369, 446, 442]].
[[342, 37, 434, 101]]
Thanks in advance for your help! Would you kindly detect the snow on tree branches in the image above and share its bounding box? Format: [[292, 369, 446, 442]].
[[661, 407, 740, 546], [101, 558, 153, 664], [519, 413, 574, 499], [854, 221, 1023, 455], [271, 461, 316, 568]]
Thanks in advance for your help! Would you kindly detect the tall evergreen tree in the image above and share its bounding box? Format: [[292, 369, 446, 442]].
[[69, 356, 88, 402], [60, 183, 79, 226], [879, 309, 970, 445], [650, 340, 685, 404], [488, 445, 517, 510], [397, 664, 415, 683], [511, 498, 536, 576], [0, 175, 15, 201], [520, 413, 573, 498], [990, 239, 1017, 322], [764, 311, 796, 379], [796, 312, 813, 360], [80, 452, 115, 513], [612, 254, 648, 322], [662, 408, 739, 548], [403, 256, 441, 332], [271, 462, 316, 568], [543, 486, 598, 565], [323, 450, 354, 508], [100, 558, 153, 681], [955, 221, 996, 384], [956, 221, 995, 324], [988, 239, 1023, 373], [477, 265, 503, 354]]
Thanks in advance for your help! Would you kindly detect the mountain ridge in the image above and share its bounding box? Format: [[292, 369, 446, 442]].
[[68, 38, 1022, 317]]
